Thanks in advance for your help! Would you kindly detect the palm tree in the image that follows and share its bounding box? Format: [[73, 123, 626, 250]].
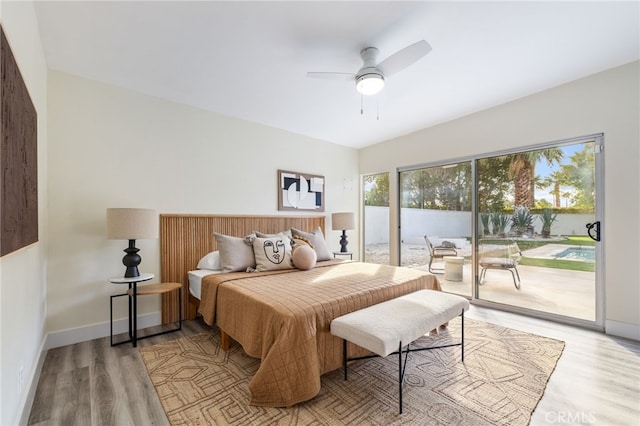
[[540, 170, 569, 208], [507, 148, 563, 207]]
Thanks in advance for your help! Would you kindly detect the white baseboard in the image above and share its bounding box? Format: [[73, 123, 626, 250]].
[[17, 339, 48, 426], [43, 311, 162, 350], [606, 319, 640, 341]]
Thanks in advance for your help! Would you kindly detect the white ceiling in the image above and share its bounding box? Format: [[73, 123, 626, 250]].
[[33, 1, 640, 148]]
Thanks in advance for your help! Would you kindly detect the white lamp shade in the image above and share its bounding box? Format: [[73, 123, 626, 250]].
[[107, 208, 158, 240], [332, 212, 355, 231]]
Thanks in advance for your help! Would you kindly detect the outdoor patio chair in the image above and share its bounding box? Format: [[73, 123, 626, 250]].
[[479, 241, 522, 289], [424, 235, 458, 274]]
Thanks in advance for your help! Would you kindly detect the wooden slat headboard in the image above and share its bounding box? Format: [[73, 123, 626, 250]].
[[160, 214, 326, 323]]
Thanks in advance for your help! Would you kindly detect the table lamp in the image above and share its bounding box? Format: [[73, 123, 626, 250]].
[[331, 212, 355, 253], [107, 208, 158, 278]]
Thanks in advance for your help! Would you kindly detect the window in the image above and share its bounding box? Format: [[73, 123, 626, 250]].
[[363, 173, 390, 264]]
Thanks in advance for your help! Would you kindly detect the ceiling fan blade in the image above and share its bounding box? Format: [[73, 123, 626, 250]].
[[377, 40, 432, 76], [306, 72, 355, 80]]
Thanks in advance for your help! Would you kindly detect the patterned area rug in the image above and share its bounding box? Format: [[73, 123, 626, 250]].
[[140, 319, 564, 425]]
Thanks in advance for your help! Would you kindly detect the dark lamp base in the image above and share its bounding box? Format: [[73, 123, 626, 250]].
[[122, 239, 142, 278], [339, 230, 349, 253]]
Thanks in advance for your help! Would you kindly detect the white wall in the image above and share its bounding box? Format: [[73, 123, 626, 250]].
[[47, 71, 359, 336], [366, 207, 595, 245], [359, 61, 640, 339], [364, 206, 389, 244], [401, 209, 471, 244], [0, 1, 49, 424]]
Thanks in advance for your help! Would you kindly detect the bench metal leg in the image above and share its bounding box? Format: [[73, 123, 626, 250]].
[[398, 341, 403, 414], [341, 311, 466, 415], [461, 309, 465, 363], [343, 339, 348, 380]]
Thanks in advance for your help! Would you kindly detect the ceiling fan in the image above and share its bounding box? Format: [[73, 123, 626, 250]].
[[307, 40, 432, 96]]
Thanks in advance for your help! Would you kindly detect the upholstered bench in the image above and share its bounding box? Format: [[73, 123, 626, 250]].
[[330, 290, 469, 414]]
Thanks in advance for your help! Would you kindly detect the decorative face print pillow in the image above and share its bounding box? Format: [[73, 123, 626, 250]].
[[252, 236, 294, 272]]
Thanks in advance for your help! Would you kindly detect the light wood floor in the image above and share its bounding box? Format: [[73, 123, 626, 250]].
[[467, 307, 640, 426], [28, 307, 640, 426], [27, 321, 211, 426]]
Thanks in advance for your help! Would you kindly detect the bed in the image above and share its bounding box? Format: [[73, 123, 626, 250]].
[[160, 214, 441, 407]]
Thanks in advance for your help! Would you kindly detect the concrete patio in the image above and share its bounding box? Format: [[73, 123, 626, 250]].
[[426, 262, 594, 321], [365, 243, 596, 322]]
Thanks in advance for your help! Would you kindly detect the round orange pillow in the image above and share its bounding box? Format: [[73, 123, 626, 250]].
[[292, 244, 317, 270]]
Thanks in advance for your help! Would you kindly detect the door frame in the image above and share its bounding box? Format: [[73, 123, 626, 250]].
[[396, 133, 604, 330]]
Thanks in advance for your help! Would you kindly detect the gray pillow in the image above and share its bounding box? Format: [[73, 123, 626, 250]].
[[214, 232, 256, 272], [254, 230, 292, 238], [291, 226, 331, 261]]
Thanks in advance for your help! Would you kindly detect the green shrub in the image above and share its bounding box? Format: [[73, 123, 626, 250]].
[[511, 206, 534, 236]]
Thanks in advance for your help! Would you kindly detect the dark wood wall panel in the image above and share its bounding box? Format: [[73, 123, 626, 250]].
[[160, 214, 325, 323], [1, 26, 38, 257]]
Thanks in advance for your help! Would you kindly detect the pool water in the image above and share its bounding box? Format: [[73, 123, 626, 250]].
[[553, 247, 595, 262]]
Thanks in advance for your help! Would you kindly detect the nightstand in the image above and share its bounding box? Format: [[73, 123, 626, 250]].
[[109, 274, 182, 347], [333, 251, 353, 260]]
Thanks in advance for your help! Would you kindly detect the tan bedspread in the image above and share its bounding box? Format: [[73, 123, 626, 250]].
[[198, 260, 441, 407]]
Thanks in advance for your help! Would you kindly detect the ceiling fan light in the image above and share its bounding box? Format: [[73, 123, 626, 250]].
[[356, 73, 384, 96]]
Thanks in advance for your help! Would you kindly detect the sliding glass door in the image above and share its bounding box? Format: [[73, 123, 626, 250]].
[[477, 138, 600, 322], [396, 135, 602, 326], [399, 162, 472, 298]]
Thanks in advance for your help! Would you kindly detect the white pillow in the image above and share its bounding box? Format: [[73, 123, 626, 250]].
[[291, 226, 331, 261], [214, 233, 256, 272], [197, 251, 221, 271], [252, 236, 294, 272]]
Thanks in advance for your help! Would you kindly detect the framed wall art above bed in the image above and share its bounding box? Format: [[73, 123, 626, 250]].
[[277, 169, 324, 212]]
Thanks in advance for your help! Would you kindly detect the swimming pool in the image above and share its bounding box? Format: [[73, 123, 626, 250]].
[[553, 247, 595, 262]]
